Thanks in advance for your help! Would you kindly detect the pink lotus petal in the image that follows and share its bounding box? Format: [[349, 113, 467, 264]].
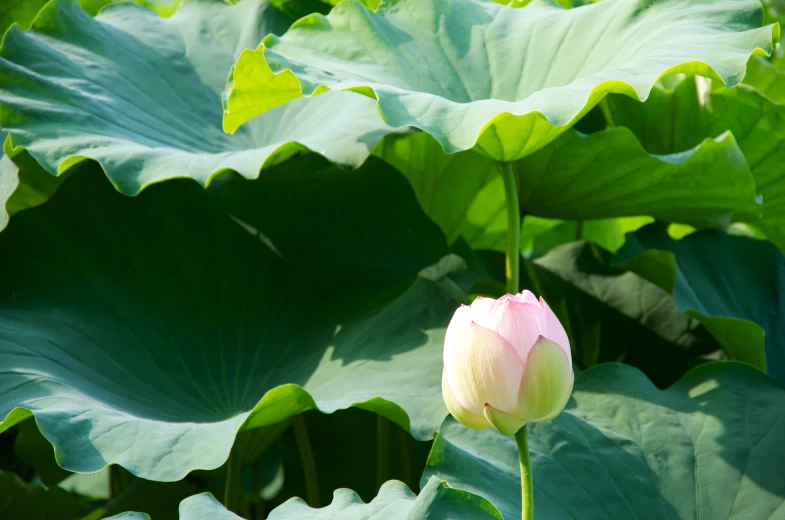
[[443, 321, 524, 414], [514, 290, 541, 306], [473, 299, 545, 362], [539, 296, 571, 362]]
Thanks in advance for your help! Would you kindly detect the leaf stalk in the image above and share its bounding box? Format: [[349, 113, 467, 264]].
[[501, 162, 521, 294], [293, 414, 320, 507]]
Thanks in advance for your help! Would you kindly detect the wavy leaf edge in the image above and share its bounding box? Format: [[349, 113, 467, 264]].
[[223, 0, 780, 160], [0, 380, 426, 481], [0, 0, 398, 209]]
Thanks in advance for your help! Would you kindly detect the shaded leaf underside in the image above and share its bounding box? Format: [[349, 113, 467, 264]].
[[0, 156, 454, 481]]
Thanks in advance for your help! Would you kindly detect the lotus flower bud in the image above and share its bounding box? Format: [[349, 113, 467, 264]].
[[442, 290, 574, 435]]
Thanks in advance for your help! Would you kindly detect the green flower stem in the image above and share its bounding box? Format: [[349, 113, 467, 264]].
[[224, 442, 243, 513], [515, 426, 534, 520], [595, 98, 616, 243], [501, 162, 521, 294], [377, 415, 390, 488], [293, 414, 320, 507]]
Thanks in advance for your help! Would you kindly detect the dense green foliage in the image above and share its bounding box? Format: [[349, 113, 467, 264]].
[[1, 0, 784, 518]]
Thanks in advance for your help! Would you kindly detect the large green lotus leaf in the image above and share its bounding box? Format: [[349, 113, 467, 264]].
[[424, 362, 785, 520], [615, 223, 785, 384], [0, 470, 88, 519], [517, 129, 760, 224], [375, 127, 759, 250], [268, 477, 501, 519], [528, 242, 729, 386], [0, 0, 396, 199], [0, 0, 180, 34], [605, 73, 785, 246], [0, 155, 455, 482], [224, 0, 777, 161]]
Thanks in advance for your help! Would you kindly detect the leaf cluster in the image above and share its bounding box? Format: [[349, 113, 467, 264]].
[[0, 0, 784, 518]]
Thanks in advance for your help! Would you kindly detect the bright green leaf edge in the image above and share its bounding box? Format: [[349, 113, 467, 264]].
[[224, 0, 779, 161], [0, 311, 445, 482], [268, 477, 502, 519], [376, 126, 761, 252], [607, 68, 785, 250], [0, 0, 397, 218], [106, 478, 502, 519]]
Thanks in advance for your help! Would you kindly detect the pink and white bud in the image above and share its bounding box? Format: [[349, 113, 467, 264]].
[[442, 290, 574, 435]]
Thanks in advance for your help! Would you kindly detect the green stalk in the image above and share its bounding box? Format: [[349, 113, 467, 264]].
[[501, 162, 521, 294], [596, 98, 615, 248], [293, 414, 320, 507], [514, 427, 534, 520], [376, 415, 390, 488], [224, 443, 243, 513]]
